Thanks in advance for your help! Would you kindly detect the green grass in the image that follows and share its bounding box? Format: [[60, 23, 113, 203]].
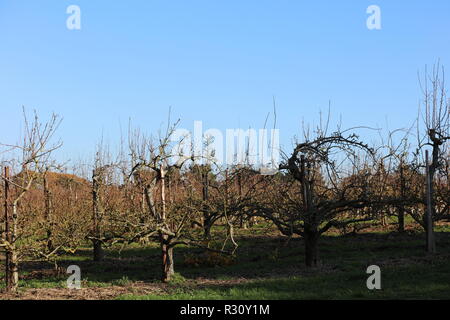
[[117, 230, 450, 300], [1, 222, 450, 299], [119, 262, 450, 300]]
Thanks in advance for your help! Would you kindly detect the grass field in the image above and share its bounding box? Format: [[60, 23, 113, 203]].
[[1, 222, 450, 300]]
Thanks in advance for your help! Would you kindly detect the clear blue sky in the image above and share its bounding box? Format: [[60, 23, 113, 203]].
[[0, 1, 449, 162]]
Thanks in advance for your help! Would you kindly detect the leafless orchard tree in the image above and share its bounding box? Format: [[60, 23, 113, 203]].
[[124, 119, 245, 282], [127, 120, 196, 282], [372, 125, 419, 232], [185, 163, 261, 250], [246, 117, 393, 267], [282, 132, 377, 266], [0, 110, 62, 293], [89, 140, 121, 262], [416, 63, 450, 252]]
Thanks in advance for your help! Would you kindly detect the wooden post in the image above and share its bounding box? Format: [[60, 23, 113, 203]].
[[43, 172, 54, 252], [398, 158, 405, 232], [92, 169, 104, 261], [3, 166, 12, 292], [425, 150, 436, 253], [201, 166, 211, 241]]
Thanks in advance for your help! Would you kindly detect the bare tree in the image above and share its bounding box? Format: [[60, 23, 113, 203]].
[[91, 141, 114, 262], [247, 120, 387, 267], [418, 63, 449, 253], [128, 120, 193, 282], [0, 110, 61, 292], [282, 132, 376, 267]]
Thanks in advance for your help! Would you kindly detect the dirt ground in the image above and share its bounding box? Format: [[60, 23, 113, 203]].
[[1, 282, 158, 300], [0, 277, 254, 300]]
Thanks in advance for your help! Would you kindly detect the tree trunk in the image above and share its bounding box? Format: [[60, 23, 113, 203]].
[[43, 174, 54, 252], [425, 150, 436, 253], [161, 235, 174, 283], [3, 167, 19, 293], [159, 167, 174, 283], [381, 214, 387, 227], [92, 169, 104, 262], [398, 160, 405, 233], [8, 202, 19, 293], [397, 206, 405, 233], [8, 249, 19, 293], [93, 240, 104, 262], [201, 168, 212, 242], [299, 156, 319, 268], [203, 219, 211, 242], [304, 231, 319, 268]]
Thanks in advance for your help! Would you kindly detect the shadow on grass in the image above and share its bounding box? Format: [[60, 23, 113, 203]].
[[13, 230, 450, 293]]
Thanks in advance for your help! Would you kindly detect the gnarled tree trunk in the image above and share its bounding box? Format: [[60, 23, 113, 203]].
[[92, 169, 104, 262], [304, 229, 319, 268], [43, 173, 54, 252], [161, 234, 174, 283]]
